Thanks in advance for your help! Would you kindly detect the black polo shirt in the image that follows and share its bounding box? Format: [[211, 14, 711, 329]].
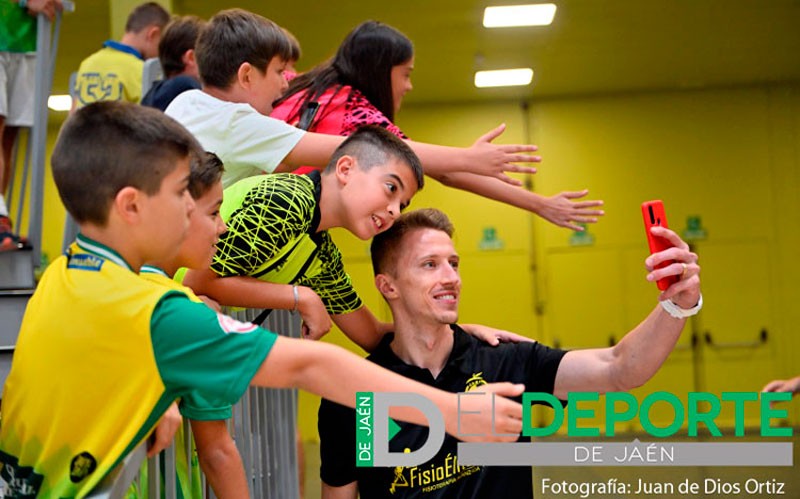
[[318, 325, 567, 498]]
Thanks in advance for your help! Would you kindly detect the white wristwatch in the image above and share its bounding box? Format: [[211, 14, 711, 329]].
[[659, 294, 703, 319]]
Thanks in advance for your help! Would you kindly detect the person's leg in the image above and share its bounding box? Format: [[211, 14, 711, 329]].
[[0, 119, 23, 251], [2, 121, 19, 193], [0, 52, 33, 250]]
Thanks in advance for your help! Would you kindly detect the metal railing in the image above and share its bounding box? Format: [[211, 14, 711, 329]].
[[87, 309, 302, 499], [7, 2, 74, 266]]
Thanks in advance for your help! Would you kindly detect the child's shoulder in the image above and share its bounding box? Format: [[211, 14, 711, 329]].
[[221, 172, 319, 221], [226, 171, 316, 199]]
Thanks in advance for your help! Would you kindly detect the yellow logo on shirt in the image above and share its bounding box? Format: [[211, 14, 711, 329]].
[[465, 372, 487, 392]]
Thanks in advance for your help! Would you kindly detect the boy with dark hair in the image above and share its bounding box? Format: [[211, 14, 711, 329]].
[[141, 15, 206, 111], [165, 8, 538, 189], [319, 208, 702, 498], [185, 125, 421, 348], [184, 126, 517, 350], [73, 1, 170, 107], [0, 102, 523, 498]]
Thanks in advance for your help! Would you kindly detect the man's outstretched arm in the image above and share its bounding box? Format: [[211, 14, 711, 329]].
[[553, 225, 701, 398]]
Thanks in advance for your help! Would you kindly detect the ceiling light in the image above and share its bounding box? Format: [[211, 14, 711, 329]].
[[474, 68, 534, 88], [483, 4, 557, 28], [48, 95, 72, 111]]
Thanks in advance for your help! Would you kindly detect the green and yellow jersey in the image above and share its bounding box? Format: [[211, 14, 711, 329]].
[[212, 171, 362, 315], [0, 235, 276, 498]]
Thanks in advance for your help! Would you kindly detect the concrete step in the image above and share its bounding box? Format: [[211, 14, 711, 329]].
[[0, 248, 35, 290]]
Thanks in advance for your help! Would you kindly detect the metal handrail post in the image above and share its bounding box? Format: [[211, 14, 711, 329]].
[[27, 13, 52, 265]]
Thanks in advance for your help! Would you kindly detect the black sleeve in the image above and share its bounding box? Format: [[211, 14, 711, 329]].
[[521, 342, 568, 395], [318, 397, 358, 487]]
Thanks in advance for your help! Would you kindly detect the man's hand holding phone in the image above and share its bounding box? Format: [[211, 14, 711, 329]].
[[641, 200, 701, 311]]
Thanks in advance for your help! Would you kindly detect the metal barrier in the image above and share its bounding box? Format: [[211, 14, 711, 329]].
[[85, 443, 148, 499], [89, 309, 302, 498], [228, 308, 302, 499]]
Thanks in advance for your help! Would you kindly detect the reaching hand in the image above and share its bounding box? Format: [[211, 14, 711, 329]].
[[468, 124, 541, 186], [762, 376, 800, 395], [148, 402, 182, 457], [445, 382, 524, 442], [198, 295, 222, 312], [461, 323, 536, 346], [24, 0, 62, 20], [539, 190, 605, 231], [297, 286, 332, 340]]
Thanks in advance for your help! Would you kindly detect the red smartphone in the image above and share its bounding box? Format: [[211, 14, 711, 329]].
[[641, 200, 678, 291]]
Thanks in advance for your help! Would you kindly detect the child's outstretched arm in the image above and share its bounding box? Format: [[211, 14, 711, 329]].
[[184, 268, 333, 339], [282, 125, 538, 185], [332, 307, 390, 352], [432, 170, 604, 231], [405, 124, 539, 185], [254, 336, 525, 442]]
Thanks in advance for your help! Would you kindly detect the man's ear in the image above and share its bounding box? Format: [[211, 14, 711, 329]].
[[375, 273, 399, 300], [334, 155, 356, 185], [113, 186, 143, 224]]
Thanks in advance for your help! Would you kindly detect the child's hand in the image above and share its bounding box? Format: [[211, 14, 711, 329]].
[[538, 190, 605, 231], [297, 286, 332, 340], [446, 382, 524, 442], [467, 124, 541, 186], [148, 402, 182, 457], [461, 323, 536, 346], [198, 295, 222, 312], [25, 0, 62, 20], [762, 377, 800, 395]]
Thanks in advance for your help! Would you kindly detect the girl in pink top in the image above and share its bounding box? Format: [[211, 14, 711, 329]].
[[272, 21, 604, 230]]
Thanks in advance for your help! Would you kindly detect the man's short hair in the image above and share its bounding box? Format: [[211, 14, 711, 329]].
[[324, 126, 424, 190], [125, 2, 170, 34], [371, 208, 454, 276], [196, 9, 293, 88], [52, 101, 203, 225], [188, 151, 225, 199], [159, 15, 206, 78]]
